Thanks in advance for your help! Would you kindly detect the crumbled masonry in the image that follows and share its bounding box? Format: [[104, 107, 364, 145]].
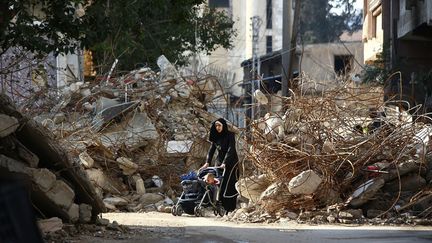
[[2, 55, 432, 232]]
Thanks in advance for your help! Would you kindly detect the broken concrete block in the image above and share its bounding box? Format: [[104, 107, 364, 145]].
[[236, 174, 270, 203], [91, 101, 138, 131], [0, 114, 19, 138], [30, 168, 56, 192], [174, 82, 191, 98], [17, 141, 39, 168], [83, 102, 94, 111], [288, 170, 323, 195], [157, 205, 171, 213], [95, 97, 120, 114], [126, 111, 159, 140], [69, 82, 83, 92], [0, 155, 30, 174], [412, 126, 432, 158], [80, 88, 91, 97], [164, 197, 174, 205], [116, 157, 138, 175], [143, 204, 158, 212], [100, 111, 159, 151], [338, 209, 363, 220], [132, 174, 145, 195], [79, 204, 92, 223], [46, 180, 75, 209], [128, 203, 143, 212], [103, 197, 129, 207], [37, 217, 63, 234], [285, 211, 298, 220], [260, 182, 290, 202], [96, 217, 110, 226], [327, 215, 336, 223], [157, 55, 180, 83], [166, 140, 193, 154], [79, 151, 94, 169], [384, 160, 420, 182], [253, 89, 269, 105], [67, 203, 79, 223], [53, 113, 66, 124], [347, 178, 385, 207], [321, 139, 335, 154], [104, 202, 117, 211], [139, 193, 164, 206], [85, 168, 123, 194]]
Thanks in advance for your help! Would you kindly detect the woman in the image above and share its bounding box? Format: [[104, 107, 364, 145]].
[[200, 118, 239, 213]]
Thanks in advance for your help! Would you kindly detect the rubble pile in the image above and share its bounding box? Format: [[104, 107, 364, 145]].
[[0, 95, 105, 224], [30, 55, 229, 214], [237, 86, 432, 225]]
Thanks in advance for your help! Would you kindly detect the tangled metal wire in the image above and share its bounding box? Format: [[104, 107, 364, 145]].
[[246, 84, 432, 212]]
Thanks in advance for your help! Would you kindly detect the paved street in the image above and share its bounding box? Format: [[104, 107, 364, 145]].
[[77, 212, 432, 243]]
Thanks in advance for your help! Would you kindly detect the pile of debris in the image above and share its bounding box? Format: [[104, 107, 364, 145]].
[[29, 55, 233, 214], [236, 86, 432, 225], [0, 95, 104, 225]]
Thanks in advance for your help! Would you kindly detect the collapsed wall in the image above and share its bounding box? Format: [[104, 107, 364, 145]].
[[0, 95, 105, 224]]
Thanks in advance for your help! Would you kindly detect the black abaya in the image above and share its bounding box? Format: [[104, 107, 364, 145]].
[[206, 118, 239, 212]]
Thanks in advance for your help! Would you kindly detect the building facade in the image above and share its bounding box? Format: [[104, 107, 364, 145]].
[[191, 0, 293, 98], [363, 0, 432, 108], [183, 0, 294, 127]]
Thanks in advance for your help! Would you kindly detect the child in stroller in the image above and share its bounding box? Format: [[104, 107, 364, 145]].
[[171, 167, 225, 217]]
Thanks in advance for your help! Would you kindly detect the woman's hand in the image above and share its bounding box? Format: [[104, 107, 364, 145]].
[[219, 163, 225, 169], [199, 162, 209, 171]]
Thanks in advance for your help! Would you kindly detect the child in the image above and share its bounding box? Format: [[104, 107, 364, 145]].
[[203, 173, 220, 185], [203, 173, 220, 203]]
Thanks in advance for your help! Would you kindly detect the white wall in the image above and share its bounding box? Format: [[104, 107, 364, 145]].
[[203, 0, 292, 97], [300, 42, 364, 92]]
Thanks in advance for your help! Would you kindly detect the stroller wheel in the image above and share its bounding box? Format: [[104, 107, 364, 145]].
[[171, 206, 177, 216], [217, 205, 226, 217], [194, 206, 203, 217], [175, 205, 184, 216]]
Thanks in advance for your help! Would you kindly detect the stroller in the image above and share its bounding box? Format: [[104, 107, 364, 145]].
[[171, 167, 225, 217]]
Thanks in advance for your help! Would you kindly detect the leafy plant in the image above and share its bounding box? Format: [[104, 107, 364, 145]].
[[80, 0, 236, 72], [362, 47, 391, 85]]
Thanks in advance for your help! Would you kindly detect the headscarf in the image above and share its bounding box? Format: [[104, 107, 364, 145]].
[[209, 118, 228, 143]]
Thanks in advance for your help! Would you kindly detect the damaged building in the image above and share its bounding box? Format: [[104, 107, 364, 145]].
[[363, 0, 432, 109]]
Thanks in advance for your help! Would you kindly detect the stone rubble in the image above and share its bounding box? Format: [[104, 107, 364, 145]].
[[0, 94, 105, 232], [3, 52, 432, 235], [229, 86, 432, 226], [14, 55, 233, 225]]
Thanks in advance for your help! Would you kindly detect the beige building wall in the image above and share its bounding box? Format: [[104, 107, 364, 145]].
[[300, 42, 364, 93], [363, 0, 384, 63]]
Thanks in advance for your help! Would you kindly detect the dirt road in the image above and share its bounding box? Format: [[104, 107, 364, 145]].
[[71, 212, 432, 243]]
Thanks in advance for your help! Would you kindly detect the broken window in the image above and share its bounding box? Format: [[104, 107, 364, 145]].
[[266, 36, 273, 54], [266, 0, 272, 29], [334, 55, 353, 76]]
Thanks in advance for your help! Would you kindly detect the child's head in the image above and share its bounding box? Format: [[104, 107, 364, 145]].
[[203, 173, 216, 184]]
